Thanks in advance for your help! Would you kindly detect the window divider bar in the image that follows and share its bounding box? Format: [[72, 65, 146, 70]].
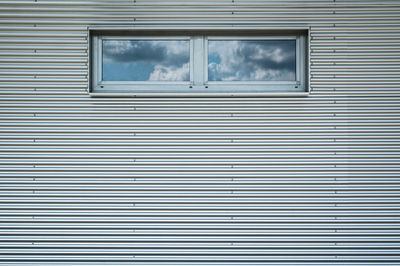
[[192, 35, 205, 87]]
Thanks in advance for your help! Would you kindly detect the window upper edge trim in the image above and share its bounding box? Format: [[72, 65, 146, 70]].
[[88, 25, 311, 31]]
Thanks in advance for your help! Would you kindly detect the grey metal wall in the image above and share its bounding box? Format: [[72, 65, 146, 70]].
[[0, 0, 399, 265]]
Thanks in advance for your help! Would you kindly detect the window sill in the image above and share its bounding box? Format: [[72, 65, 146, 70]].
[[89, 92, 310, 97]]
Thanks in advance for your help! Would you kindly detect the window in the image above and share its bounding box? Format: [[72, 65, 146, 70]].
[[89, 29, 309, 95]]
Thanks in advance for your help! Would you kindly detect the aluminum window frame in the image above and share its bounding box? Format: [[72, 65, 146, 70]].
[[89, 28, 309, 97]]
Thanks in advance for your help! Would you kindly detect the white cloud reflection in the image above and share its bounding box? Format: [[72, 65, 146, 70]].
[[149, 63, 190, 81]]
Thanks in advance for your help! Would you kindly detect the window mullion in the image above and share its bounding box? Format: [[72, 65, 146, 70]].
[[192, 35, 205, 86]]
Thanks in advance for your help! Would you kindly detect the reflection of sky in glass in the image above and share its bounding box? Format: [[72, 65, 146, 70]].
[[102, 40, 190, 81], [208, 40, 296, 81]]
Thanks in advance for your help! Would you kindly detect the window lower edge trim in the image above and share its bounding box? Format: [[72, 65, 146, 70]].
[[89, 92, 310, 97]]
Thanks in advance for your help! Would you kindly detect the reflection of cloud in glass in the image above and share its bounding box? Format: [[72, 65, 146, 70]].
[[208, 40, 296, 81], [102, 40, 189, 81]]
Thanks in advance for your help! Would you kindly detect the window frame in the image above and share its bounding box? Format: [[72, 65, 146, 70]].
[[89, 27, 310, 97]]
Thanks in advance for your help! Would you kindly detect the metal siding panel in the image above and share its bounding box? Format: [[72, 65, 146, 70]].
[[0, 0, 399, 265]]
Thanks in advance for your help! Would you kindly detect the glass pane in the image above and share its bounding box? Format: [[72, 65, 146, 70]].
[[208, 40, 296, 81], [102, 40, 190, 81]]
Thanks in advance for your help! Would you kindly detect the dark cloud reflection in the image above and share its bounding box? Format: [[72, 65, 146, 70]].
[[102, 40, 190, 81], [208, 40, 296, 81]]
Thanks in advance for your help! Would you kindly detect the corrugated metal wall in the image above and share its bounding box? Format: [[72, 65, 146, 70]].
[[0, 0, 399, 265]]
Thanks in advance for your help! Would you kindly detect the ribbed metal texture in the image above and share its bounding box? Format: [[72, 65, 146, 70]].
[[0, 0, 399, 265]]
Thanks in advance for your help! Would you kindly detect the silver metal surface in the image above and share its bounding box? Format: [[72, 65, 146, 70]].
[[0, 0, 399, 265]]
